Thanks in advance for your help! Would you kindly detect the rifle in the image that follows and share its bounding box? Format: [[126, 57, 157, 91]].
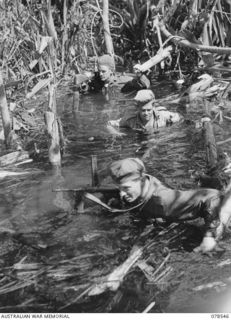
[[53, 187, 145, 213], [53, 186, 118, 194], [74, 72, 95, 90]]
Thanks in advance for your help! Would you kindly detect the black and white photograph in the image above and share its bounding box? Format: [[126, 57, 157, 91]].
[[0, 0, 231, 316]]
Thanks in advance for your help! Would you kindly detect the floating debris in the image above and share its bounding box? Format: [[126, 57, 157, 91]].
[[88, 246, 143, 296], [142, 301, 156, 313], [193, 281, 226, 291], [217, 259, 231, 267]]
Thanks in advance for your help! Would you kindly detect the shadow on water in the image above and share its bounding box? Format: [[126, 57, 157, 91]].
[[0, 82, 231, 312]]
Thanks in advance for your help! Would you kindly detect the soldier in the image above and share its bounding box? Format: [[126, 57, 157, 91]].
[[75, 55, 151, 97], [75, 54, 116, 94], [109, 158, 230, 253], [95, 54, 116, 90], [108, 89, 182, 134], [75, 54, 134, 100]]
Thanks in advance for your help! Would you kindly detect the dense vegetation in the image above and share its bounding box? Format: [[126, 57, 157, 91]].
[[1, 0, 231, 81]]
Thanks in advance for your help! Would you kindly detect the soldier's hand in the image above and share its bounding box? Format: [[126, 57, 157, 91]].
[[193, 235, 217, 253], [108, 120, 120, 127]]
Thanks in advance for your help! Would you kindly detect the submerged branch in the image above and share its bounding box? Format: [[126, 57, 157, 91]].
[[159, 22, 231, 54], [88, 246, 143, 296]]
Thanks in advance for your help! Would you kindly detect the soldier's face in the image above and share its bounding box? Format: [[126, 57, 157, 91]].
[[99, 65, 112, 82], [119, 179, 142, 203], [139, 104, 153, 122], [134, 68, 142, 79]]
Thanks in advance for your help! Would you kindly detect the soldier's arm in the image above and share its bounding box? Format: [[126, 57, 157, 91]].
[[169, 111, 182, 124], [215, 189, 231, 239], [139, 75, 150, 89], [106, 117, 128, 136], [108, 118, 122, 127], [108, 117, 132, 128], [156, 108, 182, 127], [194, 190, 231, 253]]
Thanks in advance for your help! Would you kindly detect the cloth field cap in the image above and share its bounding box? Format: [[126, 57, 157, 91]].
[[109, 158, 146, 184], [134, 89, 155, 107], [97, 54, 115, 71]]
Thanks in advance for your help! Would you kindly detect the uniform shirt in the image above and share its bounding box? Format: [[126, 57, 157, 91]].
[[88, 73, 133, 93], [121, 74, 150, 93], [109, 107, 182, 133], [88, 73, 133, 101], [138, 175, 222, 228]]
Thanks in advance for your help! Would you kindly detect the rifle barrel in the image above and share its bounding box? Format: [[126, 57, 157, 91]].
[[53, 187, 118, 193]]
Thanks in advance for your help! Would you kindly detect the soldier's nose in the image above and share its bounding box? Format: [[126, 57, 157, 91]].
[[120, 190, 127, 198]]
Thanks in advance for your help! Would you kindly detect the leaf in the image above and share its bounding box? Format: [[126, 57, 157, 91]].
[[191, 0, 198, 14], [29, 59, 39, 70], [38, 36, 52, 54], [202, 22, 211, 46], [12, 117, 28, 131], [209, 9, 215, 40], [0, 130, 4, 140], [214, 14, 225, 47], [211, 15, 219, 41], [26, 78, 51, 99], [69, 45, 75, 56], [88, 4, 101, 12], [9, 102, 17, 111], [189, 74, 213, 93]]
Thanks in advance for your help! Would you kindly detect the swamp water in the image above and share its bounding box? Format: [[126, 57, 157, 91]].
[[0, 80, 231, 313]]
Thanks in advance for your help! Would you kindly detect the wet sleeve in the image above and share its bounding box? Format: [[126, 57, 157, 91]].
[[118, 117, 131, 128], [108, 117, 131, 128], [210, 191, 231, 240], [201, 193, 223, 239], [194, 192, 227, 252], [139, 75, 150, 89], [141, 195, 166, 220], [157, 110, 182, 127], [121, 79, 147, 93], [218, 191, 231, 231]]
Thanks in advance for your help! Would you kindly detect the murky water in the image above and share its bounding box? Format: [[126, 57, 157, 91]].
[[0, 80, 231, 313]]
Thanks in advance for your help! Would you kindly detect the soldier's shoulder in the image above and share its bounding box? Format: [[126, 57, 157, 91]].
[[119, 114, 138, 127], [113, 74, 134, 85], [123, 114, 137, 121]]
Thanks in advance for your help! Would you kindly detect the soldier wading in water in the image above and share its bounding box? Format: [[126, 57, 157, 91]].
[[109, 158, 231, 253], [108, 90, 182, 134]]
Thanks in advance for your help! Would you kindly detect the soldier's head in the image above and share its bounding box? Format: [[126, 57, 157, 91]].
[[98, 54, 115, 83], [134, 90, 155, 123], [109, 158, 146, 203]]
